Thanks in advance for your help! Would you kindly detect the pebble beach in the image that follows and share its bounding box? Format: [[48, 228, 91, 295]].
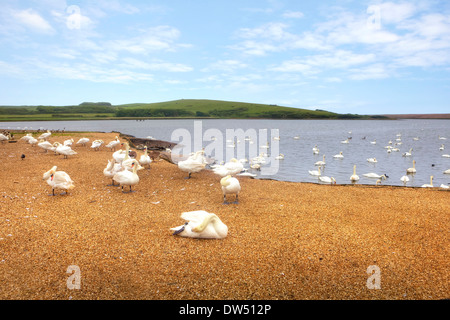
[[0, 131, 448, 300]]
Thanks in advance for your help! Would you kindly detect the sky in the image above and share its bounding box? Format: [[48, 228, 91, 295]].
[[0, 0, 449, 115]]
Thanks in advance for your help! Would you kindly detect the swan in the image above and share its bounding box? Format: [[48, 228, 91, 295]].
[[213, 158, 244, 177], [237, 172, 257, 177], [76, 138, 90, 146], [439, 136, 447, 140], [312, 145, 319, 154], [220, 175, 241, 204], [440, 144, 444, 151], [350, 165, 359, 182], [170, 211, 228, 239], [275, 154, 284, 160], [309, 166, 321, 176], [413, 137, 419, 141], [138, 146, 152, 169], [442, 154, 450, 158], [370, 139, 376, 145], [440, 184, 449, 189], [318, 176, 336, 184], [113, 160, 140, 193], [63, 138, 74, 146], [42, 166, 74, 196], [112, 143, 128, 163], [367, 158, 377, 163], [421, 176, 434, 188], [341, 139, 349, 144], [20, 133, 33, 142], [121, 146, 144, 172], [400, 175, 409, 185], [178, 149, 207, 179], [54, 142, 77, 159], [406, 160, 416, 174], [315, 155, 326, 166], [91, 139, 104, 151], [28, 136, 38, 146], [0, 133, 10, 143], [402, 148, 413, 157], [38, 130, 51, 140], [103, 158, 124, 186], [333, 151, 344, 159], [37, 139, 54, 153], [444, 169, 450, 174], [293, 136, 300, 140], [106, 136, 121, 151], [363, 173, 387, 179]]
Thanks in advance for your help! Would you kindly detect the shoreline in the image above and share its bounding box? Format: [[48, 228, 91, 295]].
[[0, 131, 448, 300]]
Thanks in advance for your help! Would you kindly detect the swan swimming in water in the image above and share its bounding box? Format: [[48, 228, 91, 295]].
[[315, 155, 326, 166], [170, 210, 228, 239], [363, 173, 387, 179], [318, 176, 336, 184], [309, 166, 322, 176], [406, 160, 416, 174], [421, 176, 434, 188], [367, 158, 377, 163], [400, 175, 409, 185], [220, 175, 241, 204], [350, 165, 359, 182], [43, 166, 75, 196], [333, 151, 344, 159]]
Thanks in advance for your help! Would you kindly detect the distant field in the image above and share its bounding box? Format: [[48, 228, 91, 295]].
[[0, 99, 377, 121]]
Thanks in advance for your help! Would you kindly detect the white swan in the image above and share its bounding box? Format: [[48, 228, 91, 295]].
[[367, 158, 377, 163], [178, 149, 207, 179], [37, 139, 54, 153], [138, 146, 152, 169], [28, 136, 38, 146], [421, 176, 434, 188], [42, 166, 74, 196], [0, 133, 10, 143], [333, 151, 344, 159], [170, 211, 228, 239], [106, 136, 121, 151], [309, 166, 321, 176], [318, 176, 336, 184], [350, 165, 359, 182], [315, 155, 326, 166], [38, 130, 51, 140], [400, 175, 409, 185], [91, 139, 104, 151], [402, 148, 413, 157], [63, 138, 74, 146], [54, 142, 77, 159], [20, 133, 33, 142], [444, 169, 450, 174], [363, 173, 387, 179], [442, 154, 450, 158], [439, 136, 447, 140], [113, 160, 140, 193], [121, 146, 144, 172], [275, 154, 285, 160], [370, 139, 377, 145], [103, 158, 124, 186], [341, 139, 349, 144], [213, 158, 244, 177], [406, 160, 416, 174], [112, 142, 128, 163], [440, 144, 445, 151], [312, 145, 319, 154], [439, 184, 449, 189], [76, 137, 90, 146], [293, 136, 300, 140], [220, 175, 241, 204]]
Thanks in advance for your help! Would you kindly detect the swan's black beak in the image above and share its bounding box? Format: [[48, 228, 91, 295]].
[[172, 222, 188, 235]]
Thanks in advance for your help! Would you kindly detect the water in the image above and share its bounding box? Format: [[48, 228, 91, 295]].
[[1, 119, 449, 187]]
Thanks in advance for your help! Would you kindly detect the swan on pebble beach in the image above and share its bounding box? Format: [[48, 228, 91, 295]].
[[42, 166, 74, 196], [170, 210, 228, 239], [220, 175, 241, 204]]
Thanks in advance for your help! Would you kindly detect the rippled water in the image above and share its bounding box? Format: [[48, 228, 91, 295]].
[[1, 119, 449, 187]]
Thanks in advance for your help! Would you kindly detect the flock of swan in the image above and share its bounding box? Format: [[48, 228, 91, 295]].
[[306, 132, 449, 189], [2, 130, 234, 239]]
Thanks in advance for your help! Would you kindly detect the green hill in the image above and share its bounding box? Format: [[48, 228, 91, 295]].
[[0, 99, 379, 121]]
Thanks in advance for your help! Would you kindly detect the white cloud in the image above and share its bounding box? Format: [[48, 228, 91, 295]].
[[282, 11, 304, 19], [202, 60, 248, 72], [120, 57, 193, 72], [12, 8, 55, 34]]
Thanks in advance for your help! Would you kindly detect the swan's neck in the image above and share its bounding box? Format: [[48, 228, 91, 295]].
[[192, 214, 219, 233], [353, 166, 356, 175]]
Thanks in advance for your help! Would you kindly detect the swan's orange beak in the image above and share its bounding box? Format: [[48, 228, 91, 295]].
[[51, 174, 54, 181]]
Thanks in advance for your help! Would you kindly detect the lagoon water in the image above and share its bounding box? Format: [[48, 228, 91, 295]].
[[1, 119, 449, 187]]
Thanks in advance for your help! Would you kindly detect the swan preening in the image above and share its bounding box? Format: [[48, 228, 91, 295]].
[[43, 166, 74, 196], [76, 138, 90, 146], [38, 130, 51, 140], [103, 158, 124, 186], [178, 149, 207, 179], [220, 175, 241, 204], [363, 173, 387, 179], [213, 158, 244, 177], [54, 142, 77, 159], [106, 136, 121, 151], [171, 211, 228, 239], [91, 140, 104, 151]]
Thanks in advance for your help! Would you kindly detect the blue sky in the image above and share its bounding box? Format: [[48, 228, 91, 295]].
[[0, 0, 449, 115]]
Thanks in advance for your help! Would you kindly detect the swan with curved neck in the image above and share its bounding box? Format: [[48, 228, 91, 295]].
[[113, 160, 140, 193], [421, 176, 434, 188], [178, 149, 206, 179], [406, 160, 416, 174], [43, 166, 74, 196], [139, 146, 152, 169], [315, 155, 326, 166], [220, 175, 241, 204], [171, 211, 228, 239]]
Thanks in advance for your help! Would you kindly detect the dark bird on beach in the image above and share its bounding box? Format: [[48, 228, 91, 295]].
[[128, 150, 137, 159], [21, 154, 25, 160]]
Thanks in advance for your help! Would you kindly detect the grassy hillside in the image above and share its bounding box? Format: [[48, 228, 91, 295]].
[[0, 99, 376, 121]]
